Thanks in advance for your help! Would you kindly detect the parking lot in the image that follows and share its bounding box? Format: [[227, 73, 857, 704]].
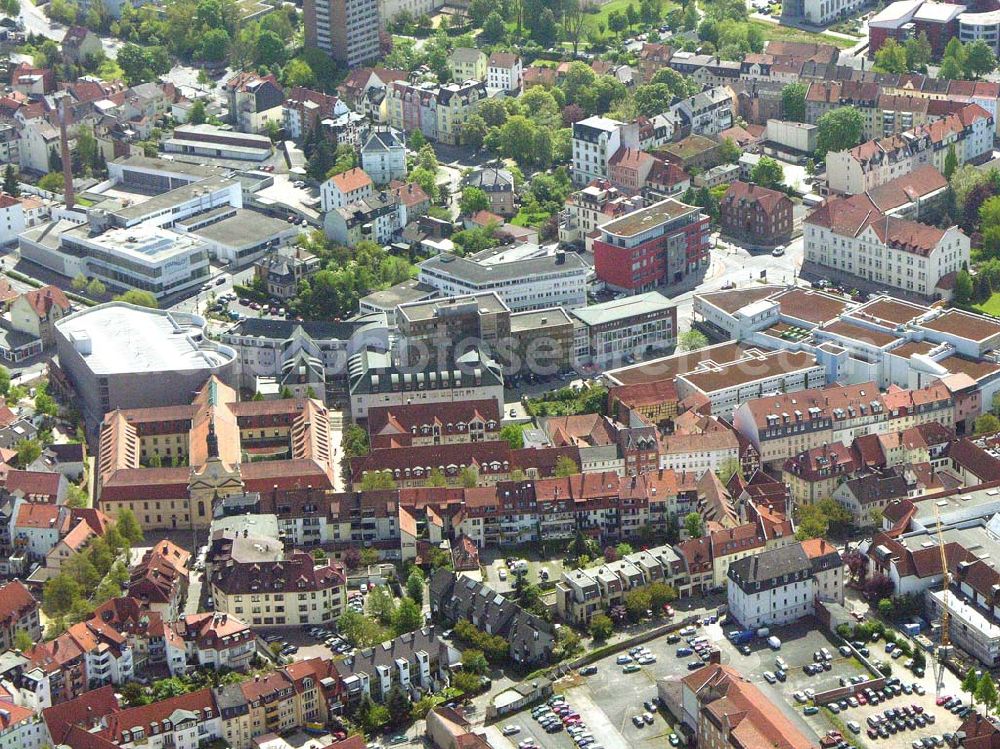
[[487, 613, 974, 749], [483, 556, 567, 595]]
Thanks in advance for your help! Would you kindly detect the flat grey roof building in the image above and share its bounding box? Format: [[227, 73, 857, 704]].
[[571, 291, 673, 327]]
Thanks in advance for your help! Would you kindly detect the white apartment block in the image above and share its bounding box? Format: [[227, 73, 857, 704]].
[[572, 116, 627, 187], [417, 251, 588, 312], [805, 194, 970, 298], [727, 541, 843, 629]]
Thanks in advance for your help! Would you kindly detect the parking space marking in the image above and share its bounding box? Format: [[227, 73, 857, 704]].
[[567, 690, 628, 749]]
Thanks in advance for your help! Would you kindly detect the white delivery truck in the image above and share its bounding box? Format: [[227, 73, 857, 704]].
[[768, 636, 782, 650]]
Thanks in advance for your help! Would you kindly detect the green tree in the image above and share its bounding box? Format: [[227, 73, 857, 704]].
[[878, 598, 894, 618], [977, 673, 998, 716], [453, 670, 483, 694], [624, 586, 653, 620], [15, 438, 41, 468], [392, 596, 423, 636], [34, 391, 57, 417], [750, 156, 785, 189], [283, 58, 316, 88], [254, 29, 286, 66], [461, 465, 479, 488], [405, 567, 425, 605], [589, 612, 614, 641], [632, 83, 675, 118], [385, 684, 412, 726], [499, 423, 524, 449], [86, 278, 106, 297], [482, 10, 506, 41], [684, 511, 704, 538], [338, 609, 388, 647], [955, 268, 974, 305], [43, 573, 81, 617], [719, 137, 741, 164], [427, 467, 447, 487], [679, 329, 708, 351], [945, 144, 959, 180], [462, 648, 489, 674], [459, 187, 490, 216], [116, 43, 156, 85], [781, 83, 807, 122], [357, 694, 391, 733], [461, 114, 488, 151], [342, 423, 369, 457], [817, 107, 865, 158], [360, 471, 396, 491], [964, 668, 981, 707], [13, 629, 33, 652], [38, 173, 64, 193], [967, 40, 997, 78], [904, 32, 932, 71], [615, 542, 634, 558], [115, 507, 146, 546], [0, 366, 9, 397], [874, 38, 908, 74], [188, 99, 207, 125], [554, 455, 579, 477], [366, 585, 397, 625], [939, 55, 964, 80], [114, 290, 158, 308], [975, 413, 1000, 434], [3, 164, 18, 197]]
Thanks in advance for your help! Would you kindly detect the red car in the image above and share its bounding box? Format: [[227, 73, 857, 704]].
[[913, 705, 924, 714], [936, 696, 950, 706], [857, 694, 867, 705]]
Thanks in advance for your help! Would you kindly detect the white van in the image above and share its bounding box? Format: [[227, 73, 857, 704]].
[[768, 636, 782, 650]]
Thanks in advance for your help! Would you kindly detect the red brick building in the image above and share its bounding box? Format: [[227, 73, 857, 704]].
[[719, 181, 794, 248], [593, 199, 711, 292]]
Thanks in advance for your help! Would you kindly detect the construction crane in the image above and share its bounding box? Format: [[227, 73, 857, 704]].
[[933, 503, 953, 696]]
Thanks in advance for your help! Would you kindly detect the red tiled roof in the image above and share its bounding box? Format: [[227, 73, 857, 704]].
[[42, 686, 120, 744], [722, 180, 792, 216], [20, 285, 70, 318], [331, 167, 373, 195]]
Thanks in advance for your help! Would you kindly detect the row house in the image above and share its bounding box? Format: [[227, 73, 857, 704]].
[[554, 543, 683, 624], [827, 103, 993, 194], [429, 570, 555, 665], [385, 80, 487, 146], [733, 382, 891, 466], [338, 627, 459, 704]]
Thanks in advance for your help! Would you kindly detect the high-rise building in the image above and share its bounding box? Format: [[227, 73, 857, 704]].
[[305, 0, 380, 68]]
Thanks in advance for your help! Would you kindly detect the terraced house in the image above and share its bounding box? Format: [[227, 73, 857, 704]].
[[430, 570, 555, 665]]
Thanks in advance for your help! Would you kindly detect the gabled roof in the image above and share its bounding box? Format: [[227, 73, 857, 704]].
[[20, 285, 69, 318]]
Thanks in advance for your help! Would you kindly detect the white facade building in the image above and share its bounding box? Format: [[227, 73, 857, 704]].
[[418, 250, 588, 312], [360, 130, 407, 185], [805, 194, 970, 298], [572, 116, 626, 187], [487, 53, 523, 94]]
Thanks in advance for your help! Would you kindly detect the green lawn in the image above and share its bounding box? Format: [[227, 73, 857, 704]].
[[750, 19, 858, 49], [583, 0, 679, 32], [975, 292, 1000, 317]]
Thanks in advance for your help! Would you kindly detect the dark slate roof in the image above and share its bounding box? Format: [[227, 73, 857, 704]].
[[728, 543, 811, 594]]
